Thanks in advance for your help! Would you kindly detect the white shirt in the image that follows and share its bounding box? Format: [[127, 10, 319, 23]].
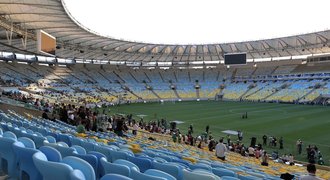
[[248, 147, 255, 155], [215, 142, 227, 158], [133, 124, 139, 131]]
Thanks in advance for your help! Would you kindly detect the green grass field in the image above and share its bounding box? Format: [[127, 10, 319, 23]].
[[105, 101, 330, 165]]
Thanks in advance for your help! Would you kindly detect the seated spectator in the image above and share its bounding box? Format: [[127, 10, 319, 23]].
[[288, 154, 295, 166], [261, 151, 269, 166], [248, 146, 255, 157]]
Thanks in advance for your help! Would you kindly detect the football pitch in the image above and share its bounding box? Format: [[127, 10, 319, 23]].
[[106, 101, 330, 165]]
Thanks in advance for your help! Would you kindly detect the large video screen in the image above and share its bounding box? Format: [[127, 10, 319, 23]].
[[224, 53, 246, 65], [37, 30, 56, 56]]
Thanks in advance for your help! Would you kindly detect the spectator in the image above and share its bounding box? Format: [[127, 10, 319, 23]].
[[215, 138, 227, 161], [132, 121, 139, 135], [262, 134, 267, 146], [297, 139, 303, 155], [261, 151, 269, 166], [300, 163, 323, 180]]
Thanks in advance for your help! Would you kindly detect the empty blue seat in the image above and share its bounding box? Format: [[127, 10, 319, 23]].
[[3, 131, 17, 140], [0, 136, 18, 178], [154, 161, 183, 180], [46, 135, 57, 143], [144, 169, 176, 180], [221, 176, 240, 180], [58, 134, 72, 146], [100, 174, 133, 180], [72, 145, 87, 155], [110, 149, 131, 162], [189, 163, 212, 171], [81, 140, 97, 152], [62, 156, 96, 180], [89, 151, 107, 178], [13, 141, 41, 180], [32, 135, 47, 148], [32, 152, 85, 180], [130, 169, 166, 180], [183, 169, 220, 180], [39, 146, 62, 162], [127, 156, 152, 173], [114, 159, 140, 172], [71, 152, 98, 177], [212, 168, 237, 177], [100, 157, 130, 177], [17, 137, 36, 148]]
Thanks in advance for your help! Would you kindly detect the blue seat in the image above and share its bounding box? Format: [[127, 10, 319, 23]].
[[32, 135, 47, 148], [18, 137, 36, 149], [0, 136, 18, 178], [245, 171, 266, 179], [81, 140, 97, 152], [62, 156, 96, 180], [13, 141, 41, 180], [32, 152, 85, 180], [71, 137, 83, 146], [46, 131, 58, 140], [111, 150, 132, 162], [57, 141, 69, 147], [100, 157, 130, 177], [153, 161, 182, 180], [39, 146, 62, 162], [182, 169, 220, 180], [0, 128, 3, 136], [55, 145, 77, 157], [72, 145, 87, 155], [100, 174, 133, 180], [144, 169, 176, 180], [58, 133, 72, 146], [89, 151, 107, 178], [127, 156, 152, 173], [114, 159, 140, 172], [237, 174, 260, 180], [71, 152, 98, 177], [3, 131, 17, 140], [95, 145, 113, 161], [221, 176, 240, 180], [130, 169, 166, 180], [212, 168, 237, 177], [189, 163, 212, 171], [46, 135, 57, 143]]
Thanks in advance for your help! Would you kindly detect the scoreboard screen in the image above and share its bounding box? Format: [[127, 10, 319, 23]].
[[37, 30, 56, 56], [224, 53, 246, 65]]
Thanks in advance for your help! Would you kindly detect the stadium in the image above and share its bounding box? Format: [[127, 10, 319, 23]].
[[0, 0, 329, 179]]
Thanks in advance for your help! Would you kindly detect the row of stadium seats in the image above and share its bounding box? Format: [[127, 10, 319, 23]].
[[1, 109, 329, 179]]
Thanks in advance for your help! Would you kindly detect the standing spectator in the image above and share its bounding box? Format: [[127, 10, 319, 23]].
[[262, 135, 267, 146], [215, 138, 227, 161], [226, 134, 231, 145], [238, 131, 243, 141], [297, 139, 303, 155], [300, 164, 323, 180], [206, 125, 209, 133], [189, 124, 193, 134], [279, 137, 284, 149]]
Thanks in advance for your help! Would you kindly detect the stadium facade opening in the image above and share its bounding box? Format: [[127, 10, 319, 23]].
[[63, 0, 330, 44]]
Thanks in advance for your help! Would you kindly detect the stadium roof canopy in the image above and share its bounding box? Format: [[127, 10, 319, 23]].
[[0, 0, 330, 64]]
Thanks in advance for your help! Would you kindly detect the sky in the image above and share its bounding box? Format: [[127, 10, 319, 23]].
[[63, 0, 330, 45]]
